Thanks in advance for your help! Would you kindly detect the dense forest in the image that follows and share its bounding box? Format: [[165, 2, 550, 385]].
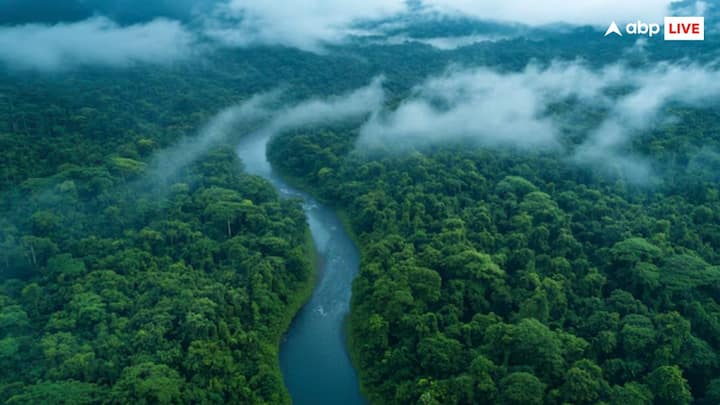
[[268, 104, 720, 404], [2, 5, 720, 404], [0, 67, 323, 403], [0, 140, 315, 403]]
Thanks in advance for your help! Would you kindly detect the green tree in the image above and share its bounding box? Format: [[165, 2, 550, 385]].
[[645, 365, 692, 405], [498, 372, 545, 405], [111, 362, 186, 404]]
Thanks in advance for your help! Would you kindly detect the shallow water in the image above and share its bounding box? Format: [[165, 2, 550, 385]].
[[236, 132, 365, 405]]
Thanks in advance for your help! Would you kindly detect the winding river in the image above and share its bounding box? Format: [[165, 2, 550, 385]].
[[236, 132, 366, 405]]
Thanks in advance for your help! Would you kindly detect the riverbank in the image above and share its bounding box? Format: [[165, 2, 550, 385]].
[[237, 132, 366, 404], [269, 166, 361, 244], [260, 226, 319, 404], [269, 166, 372, 403]]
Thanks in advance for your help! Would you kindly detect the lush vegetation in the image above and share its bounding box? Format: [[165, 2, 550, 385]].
[[2, 20, 720, 404], [0, 143, 315, 403], [269, 109, 720, 404], [0, 64, 324, 403]]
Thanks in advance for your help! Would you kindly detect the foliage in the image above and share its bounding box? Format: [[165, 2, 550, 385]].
[[2, 23, 720, 404], [268, 101, 720, 404], [0, 148, 313, 404]]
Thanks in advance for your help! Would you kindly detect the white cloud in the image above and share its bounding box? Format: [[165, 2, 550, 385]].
[[203, 0, 407, 51], [236, 77, 386, 177], [378, 34, 509, 50], [148, 78, 385, 183], [0, 17, 194, 72], [147, 91, 278, 184], [1, 0, 707, 61], [421, 0, 681, 26], [576, 63, 720, 180], [357, 62, 624, 151], [356, 61, 720, 182], [674, 0, 709, 16], [267, 76, 385, 132]]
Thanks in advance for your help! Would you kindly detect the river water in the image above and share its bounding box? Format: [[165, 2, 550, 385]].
[[236, 132, 366, 405]]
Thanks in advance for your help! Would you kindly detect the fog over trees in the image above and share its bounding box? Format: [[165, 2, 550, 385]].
[[1, 1, 720, 404]]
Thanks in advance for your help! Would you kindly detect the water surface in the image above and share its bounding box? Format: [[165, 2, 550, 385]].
[[236, 131, 365, 405]]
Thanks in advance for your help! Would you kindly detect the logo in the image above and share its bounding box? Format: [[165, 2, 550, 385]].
[[664, 17, 704, 40], [627, 20, 662, 37], [604, 17, 704, 41], [604, 21, 623, 37]]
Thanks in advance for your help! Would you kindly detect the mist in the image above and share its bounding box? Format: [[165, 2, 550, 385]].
[[421, 0, 685, 26], [263, 77, 385, 133], [202, 0, 407, 52], [145, 78, 385, 186], [377, 34, 510, 50], [144, 92, 277, 185], [2, 0, 704, 64], [356, 61, 720, 182], [575, 63, 720, 180], [356, 62, 624, 150], [0, 17, 194, 72]]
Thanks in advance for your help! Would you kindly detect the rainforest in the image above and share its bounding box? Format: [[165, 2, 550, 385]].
[[1, 1, 720, 404]]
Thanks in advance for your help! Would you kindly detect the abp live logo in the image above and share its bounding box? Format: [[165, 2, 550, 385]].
[[665, 17, 704, 40], [604, 17, 704, 41]]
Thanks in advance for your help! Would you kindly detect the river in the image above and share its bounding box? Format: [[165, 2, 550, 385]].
[[235, 131, 366, 405]]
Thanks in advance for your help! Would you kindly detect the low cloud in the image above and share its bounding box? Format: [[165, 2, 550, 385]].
[[674, 0, 709, 17], [356, 61, 720, 182], [145, 91, 278, 184], [376, 34, 509, 50], [0, 0, 709, 61], [176, 65, 720, 185], [265, 76, 385, 131], [203, 0, 407, 52], [421, 0, 683, 26], [0, 17, 194, 72], [576, 63, 720, 180], [357, 62, 624, 150], [148, 77, 385, 184], [235, 77, 386, 178]]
